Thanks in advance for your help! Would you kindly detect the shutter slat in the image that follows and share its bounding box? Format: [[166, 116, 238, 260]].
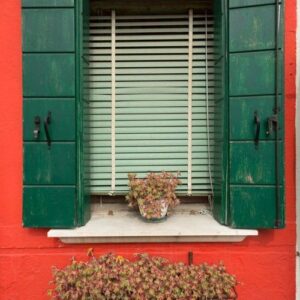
[[85, 74, 214, 82], [85, 54, 214, 61], [88, 48, 214, 55], [86, 67, 214, 75], [87, 41, 214, 48], [88, 107, 214, 114], [84, 61, 213, 68], [86, 94, 213, 101], [85, 139, 215, 147], [85, 145, 210, 153], [84, 120, 211, 128], [87, 100, 214, 107], [87, 152, 215, 160], [90, 20, 213, 27], [87, 33, 212, 41], [90, 14, 210, 20]]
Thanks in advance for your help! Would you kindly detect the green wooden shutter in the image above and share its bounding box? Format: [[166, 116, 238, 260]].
[[22, 0, 90, 227], [212, 0, 285, 228], [212, 0, 228, 225], [84, 10, 215, 196]]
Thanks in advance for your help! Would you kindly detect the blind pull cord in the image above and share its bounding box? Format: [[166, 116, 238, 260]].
[[110, 9, 116, 195], [187, 8, 193, 196], [205, 10, 214, 206]]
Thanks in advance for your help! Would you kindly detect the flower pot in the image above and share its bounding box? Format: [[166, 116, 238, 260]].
[[138, 198, 168, 222]]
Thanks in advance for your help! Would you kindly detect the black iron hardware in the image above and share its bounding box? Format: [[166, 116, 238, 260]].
[[254, 111, 260, 148], [266, 113, 278, 136], [33, 116, 41, 140], [44, 111, 52, 149], [188, 251, 194, 265]]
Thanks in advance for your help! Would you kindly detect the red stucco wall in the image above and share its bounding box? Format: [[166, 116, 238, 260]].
[[0, 1, 297, 299]]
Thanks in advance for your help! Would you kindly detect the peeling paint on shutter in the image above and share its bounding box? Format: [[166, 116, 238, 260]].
[[228, 0, 285, 229], [213, 0, 285, 229]]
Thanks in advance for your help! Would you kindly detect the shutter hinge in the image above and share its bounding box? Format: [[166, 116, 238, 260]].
[[266, 108, 280, 136]]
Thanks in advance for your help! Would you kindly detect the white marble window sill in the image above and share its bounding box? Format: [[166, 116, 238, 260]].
[[48, 203, 258, 243]]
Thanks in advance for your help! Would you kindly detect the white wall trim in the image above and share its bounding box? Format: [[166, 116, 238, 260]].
[[296, 0, 300, 298]]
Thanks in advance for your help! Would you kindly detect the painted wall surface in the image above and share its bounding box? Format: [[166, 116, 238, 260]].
[[296, 0, 300, 298], [0, 0, 296, 299]]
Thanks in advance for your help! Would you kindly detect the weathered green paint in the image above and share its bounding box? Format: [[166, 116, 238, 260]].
[[229, 5, 275, 51], [230, 96, 283, 140], [77, 0, 91, 225], [229, 186, 284, 228], [23, 54, 75, 97], [24, 143, 76, 185], [227, 1, 285, 229], [229, 0, 281, 8], [22, 9, 75, 52], [22, 0, 74, 7], [23, 99, 75, 141], [230, 51, 276, 96], [22, 2, 89, 228], [230, 141, 283, 185], [23, 187, 76, 228], [21, 0, 284, 229], [212, 0, 285, 229], [212, 0, 229, 225]]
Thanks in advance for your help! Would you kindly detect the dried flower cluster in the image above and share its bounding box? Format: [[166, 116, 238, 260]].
[[126, 172, 181, 219], [49, 253, 237, 300]]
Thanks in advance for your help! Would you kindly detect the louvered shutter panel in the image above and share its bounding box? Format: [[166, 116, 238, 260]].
[[22, 0, 90, 227], [85, 10, 215, 196], [226, 0, 284, 228]]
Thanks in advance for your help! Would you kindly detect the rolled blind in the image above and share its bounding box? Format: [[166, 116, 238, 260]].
[[84, 10, 215, 195]]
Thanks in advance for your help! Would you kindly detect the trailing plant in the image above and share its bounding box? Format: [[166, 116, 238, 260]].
[[126, 172, 181, 219], [49, 252, 238, 300]]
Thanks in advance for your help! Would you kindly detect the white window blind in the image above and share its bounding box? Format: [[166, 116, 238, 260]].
[[84, 9, 215, 195]]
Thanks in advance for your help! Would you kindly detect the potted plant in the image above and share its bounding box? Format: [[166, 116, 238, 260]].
[[126, 172, 181, 221]]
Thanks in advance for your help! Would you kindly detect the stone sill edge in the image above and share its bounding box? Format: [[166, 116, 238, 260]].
[[53, 235, 257, 244]]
